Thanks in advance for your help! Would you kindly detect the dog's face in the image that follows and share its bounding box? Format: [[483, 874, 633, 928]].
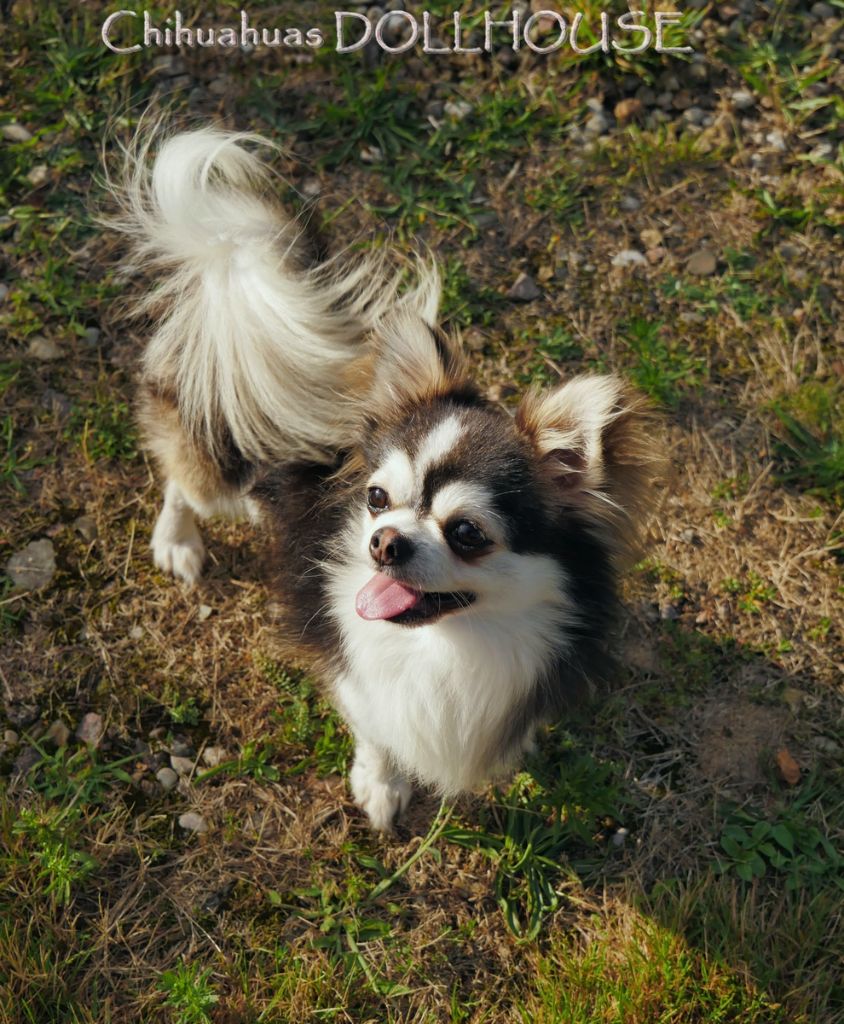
[[352, 400, 560, 627], [330, 308, 655, 638]]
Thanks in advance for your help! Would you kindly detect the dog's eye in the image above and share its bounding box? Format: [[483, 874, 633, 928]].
[[367, 487, 389, 512], [447, 519, 489, 553]]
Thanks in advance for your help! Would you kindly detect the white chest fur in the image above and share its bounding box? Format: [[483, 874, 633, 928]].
[[329, 558, 571, 795]]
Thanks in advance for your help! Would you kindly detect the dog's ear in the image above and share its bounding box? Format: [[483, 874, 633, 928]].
[[369, 262, 475, 410], [516, 375, 662, 559]]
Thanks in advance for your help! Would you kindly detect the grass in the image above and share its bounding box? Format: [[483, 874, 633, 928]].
[[1, 0, 843, 1021]]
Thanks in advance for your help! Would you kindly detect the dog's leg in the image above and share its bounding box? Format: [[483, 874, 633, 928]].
[[349, 739, 412, 832], [151, 479, 206, 584]]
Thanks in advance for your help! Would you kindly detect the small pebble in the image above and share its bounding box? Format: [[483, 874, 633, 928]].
[[611, 249, 646, 268], [156, 766, 179, 791], [178, 811, 209, 834], [766, 130, 786, 152], [506, 273, 541, 302], [444, 99, 472, 121], [74, 515, 97, 542], [26, 165, 48, 187], [5, 703, 38, 728], [584, 112, 610, 136], [1, 123, 32, 143], [28, 336, 62, 361], [639, 228, 663, 248], [0, 283, 8, 302], [202, 746, 227, 768], [6, 539, 56, 590], [686, 249, 718, 276], [13, 746, 41, 775], [198, 604, 213, 622], [614, 98, 642, 123], [681, 528, 697, 544], [688, 60, 709, 84], [3, 730, 19, 746], [129, 625, 144, 640], [45, 720, 71, 747], [659, 602, 681, 621], [731, 89, 755, 111], [810, 1, 834, 18], [82, 327, 101, 347], [620, 195, 641, 212], [170, 740, 193, 757], [76, 712, 105, 748], [41, 389, 71, 419], [683, 107, 706, 126], [171, 755, 195, 777], [463, 328, 486, 352]]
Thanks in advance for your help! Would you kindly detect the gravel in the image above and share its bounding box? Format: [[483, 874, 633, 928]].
[[611, 249, 647, 268], [730, 89, 755, 111], [74, 515, 97, 542], [156, 767, 179, 791], [27, 336, 62, 361], [170, 755, 195, 777], [686, 249, 718, 276], [178, 811, 209, 834], [45, 720, 71, 747], [506, 272, 541, 301], [444, 99, 472, 121], [76, 712, 105, 748], [1, 123, 32, 142], [6, 539, 56, 590]]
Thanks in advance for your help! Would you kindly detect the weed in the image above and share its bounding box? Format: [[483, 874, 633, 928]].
[[717, 805, 844, 892], [159, 962, 219, 1024], [197, 740, 280, 785], [259, 657, 352, 776], [25, 742, 136, 807], [162, 684, 202, 728], [519, 325, 584, 385], [439, 258, 504, 329], [444, 735, 624, 939], [12, 807, 96, 906], [66, 394, 137, 463], [723, 572, 778, 614], [0, 415, 48, 494], [770, 382, 844, 503], [521, 912, 783, 1023], [617, 317, 702, 407]]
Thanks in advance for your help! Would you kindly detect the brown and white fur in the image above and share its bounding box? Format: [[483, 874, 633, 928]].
[[114, 128, 659, 831]]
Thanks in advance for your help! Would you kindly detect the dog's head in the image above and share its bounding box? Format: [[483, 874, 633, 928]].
[[338, 280, 660, 632]]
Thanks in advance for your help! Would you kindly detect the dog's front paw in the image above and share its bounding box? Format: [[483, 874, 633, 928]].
[[151, 523, 206, 584], [350, 754, 411, 832]]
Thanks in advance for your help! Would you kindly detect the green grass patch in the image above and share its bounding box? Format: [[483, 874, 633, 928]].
[[66, 394, 137, 463], [521, 913, 782, 1023], [616, 317, 703, 407], [443, 730, 626, 940], [769, 381, 844, 504]]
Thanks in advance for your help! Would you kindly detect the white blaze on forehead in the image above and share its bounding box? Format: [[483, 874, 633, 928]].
[[430, 481, 506, 542], [369, 447, 414, 506], [416, 415, 464, 475]]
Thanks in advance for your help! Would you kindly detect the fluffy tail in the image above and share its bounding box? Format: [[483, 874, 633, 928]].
[[110, 126, 435, 466]]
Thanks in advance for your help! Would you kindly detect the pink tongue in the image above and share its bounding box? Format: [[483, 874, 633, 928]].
[[355, 574, 423, 620]]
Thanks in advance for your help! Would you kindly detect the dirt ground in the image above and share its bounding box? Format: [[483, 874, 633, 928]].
[[1, 1, 843, 1022]]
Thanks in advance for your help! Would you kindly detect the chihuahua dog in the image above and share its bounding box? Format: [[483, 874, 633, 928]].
[[114, 128, 657, 830]]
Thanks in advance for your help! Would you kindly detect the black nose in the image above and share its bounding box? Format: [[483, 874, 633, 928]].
[[369, 527, 413, 566]]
